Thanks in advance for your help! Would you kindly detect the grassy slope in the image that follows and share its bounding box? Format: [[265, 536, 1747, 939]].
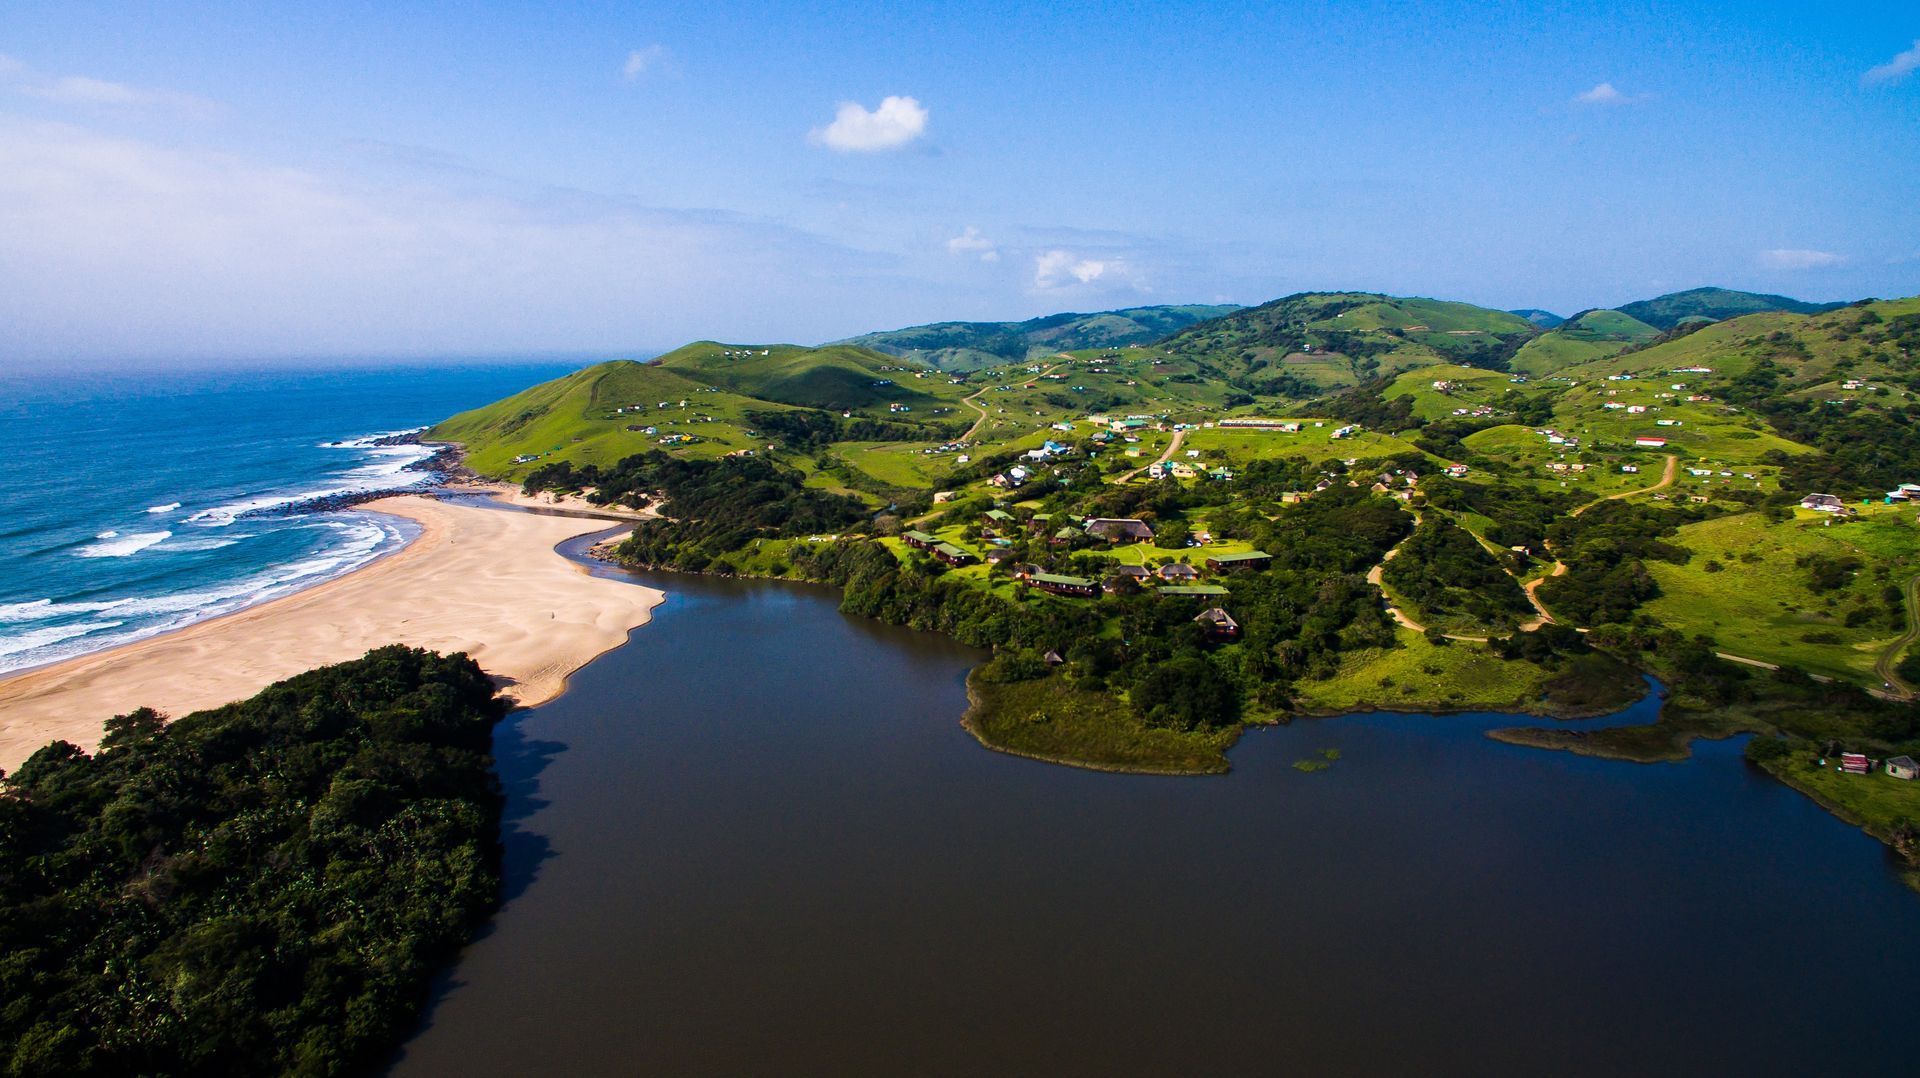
[[426, 359, 793, 477], [1291, 630, 1556, 712], [1158, 292, 1538, 393], [1643, 509, 1919, 681], [655, 341, 968, 415], [1385, 363, 1527, 421], [1510, 309, 1662, 377]]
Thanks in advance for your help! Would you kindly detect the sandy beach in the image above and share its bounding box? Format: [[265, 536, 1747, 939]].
[[0, 496, 661, 772]]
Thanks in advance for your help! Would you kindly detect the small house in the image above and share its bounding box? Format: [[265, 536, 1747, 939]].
[[1887, 755, 1917, 781], [1157, 562, 1199, 582], [1800, 493, 1848, 514], [1084, 517, 1155, 543], [1840, 752, 1871, 775], [982, 509, 1015, 529], [1025, 572, 1097, 598], [1194, 607, 1241, 641], [933, 543, 976, 567], [1206, 551, 1273, 573], [901, 530, 937, 551]]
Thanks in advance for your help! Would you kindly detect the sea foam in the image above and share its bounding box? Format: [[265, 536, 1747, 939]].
[[76, 531, 171, 558]]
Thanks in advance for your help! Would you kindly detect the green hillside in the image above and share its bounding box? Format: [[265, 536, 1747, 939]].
[[425, 360, 794, 476], [1510, 308, 1662, 376], [653, 341, 961, 412], [1618, 287, 1846, 330], [1159, 292, 1540, 396], [838, 304, 1241, 370], [1511, 308, 1565, 329]]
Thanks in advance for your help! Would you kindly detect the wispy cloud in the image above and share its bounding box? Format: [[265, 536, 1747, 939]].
[[1574, 82, 1645, 106], [0, 116, 928, 361], [622, 45, 670, 81], [1758, 248, 1843, 270], [1862, 40, 1920, 87], [2, 58, 217, 115], [808, 96, 928, 152], [946, 226, 998, 262]]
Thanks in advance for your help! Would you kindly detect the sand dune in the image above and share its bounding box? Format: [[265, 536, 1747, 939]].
[[0, 496, 661, 772]]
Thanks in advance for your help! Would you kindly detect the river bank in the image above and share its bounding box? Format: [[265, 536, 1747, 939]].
[[0, 495, 661, 771]]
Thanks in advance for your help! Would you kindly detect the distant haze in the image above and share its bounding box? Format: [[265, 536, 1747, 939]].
[[0, 3, 1915, 367]]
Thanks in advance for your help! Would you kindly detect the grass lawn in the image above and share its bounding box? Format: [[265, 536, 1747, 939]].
[[1762, 752, 1920, 833], [1289, 630, 1557, 714]]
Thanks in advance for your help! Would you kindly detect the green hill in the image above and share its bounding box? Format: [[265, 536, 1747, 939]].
[[1159, 292, 1539, 395], [654, 341, 955, 412], [425, 359, 788, 475], [838, 304, 1240, 370], [1618, 287, 1846, 330], [1510, 308, 1662, 376], [1511, 308, 1565, 329]]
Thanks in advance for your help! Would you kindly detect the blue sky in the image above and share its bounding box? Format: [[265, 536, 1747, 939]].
[[1, 1, 1916, 364]]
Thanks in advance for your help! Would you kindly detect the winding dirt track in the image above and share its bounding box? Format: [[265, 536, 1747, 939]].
[[1370, 455, 1681, 641], [1873, 571, 1920, 698], [1112, 429, 1187, 485]]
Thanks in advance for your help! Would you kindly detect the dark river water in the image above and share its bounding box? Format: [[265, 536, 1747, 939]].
[[391, 559, 1918, 1077]]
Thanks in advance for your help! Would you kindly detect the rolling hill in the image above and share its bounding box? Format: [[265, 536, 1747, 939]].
[[1510, 308, 1662, 376], [1617, 287, 1846, 330], [1511, 308, 1565, 329], [838, 304, 1240, 370], [652, 341, 958, 412], [425, 360, 793, 475], [1158, 292, 1540, 394]]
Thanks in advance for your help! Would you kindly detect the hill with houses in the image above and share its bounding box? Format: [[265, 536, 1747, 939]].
[[433, 288, 1920, 883]]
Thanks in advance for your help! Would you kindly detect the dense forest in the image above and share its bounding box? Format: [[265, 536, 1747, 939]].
[[0, 648, 506, 1077], [527, 451, 872, 572]]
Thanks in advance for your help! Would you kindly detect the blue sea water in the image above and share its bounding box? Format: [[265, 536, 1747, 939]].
[[0, 361, 578, 675]]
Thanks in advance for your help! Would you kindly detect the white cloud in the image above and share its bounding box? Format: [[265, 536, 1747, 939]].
[[946, 226, 998, 262], [1032, 249, 1147, 292], [0, 54, 23, 77], [1574, 82, 1643, 106], [622, 45, 669, 81], [1863, 40, 1920, 87], [1758, 248, 1843, 270], [808, 95, 928, 152]]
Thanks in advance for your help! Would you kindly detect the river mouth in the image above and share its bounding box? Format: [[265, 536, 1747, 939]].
[[391, 567, 1920, 1078]]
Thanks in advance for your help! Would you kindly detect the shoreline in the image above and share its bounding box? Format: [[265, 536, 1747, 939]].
[[0, 495, 662, 772]]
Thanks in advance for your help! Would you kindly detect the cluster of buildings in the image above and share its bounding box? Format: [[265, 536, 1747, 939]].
[[1145, 460, 1235, 481], [1836, 752, 1916, 780]]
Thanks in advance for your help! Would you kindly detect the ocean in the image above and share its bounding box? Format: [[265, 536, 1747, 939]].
[[0, 361, 578, 676]]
